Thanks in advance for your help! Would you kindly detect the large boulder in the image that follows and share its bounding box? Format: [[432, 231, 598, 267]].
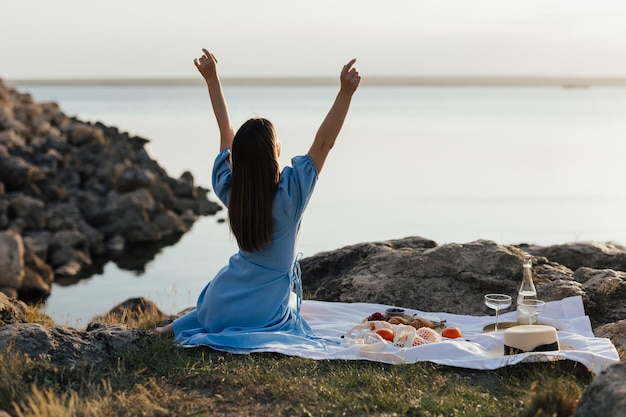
[[301, 238, 626, 328], [573, 360, 626, 417], [302, 238, 543, 316]]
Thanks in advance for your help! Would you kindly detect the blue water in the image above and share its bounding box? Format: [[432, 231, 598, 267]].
[[13, 82, 626, 324]]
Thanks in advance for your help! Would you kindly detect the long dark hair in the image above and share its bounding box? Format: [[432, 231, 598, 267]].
[[228, 118, 280, 252]]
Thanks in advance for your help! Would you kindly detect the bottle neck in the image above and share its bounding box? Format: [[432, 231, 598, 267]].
[[520, 264, 536, 292]]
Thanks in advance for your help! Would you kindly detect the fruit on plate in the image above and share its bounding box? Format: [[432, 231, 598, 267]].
[[375, 328, 395, 341], [366, 312, 385, 321], [413, 327, 442, 345], [442, 326, 463, 339]]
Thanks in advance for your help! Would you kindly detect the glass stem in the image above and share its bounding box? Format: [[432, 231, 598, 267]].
[[495, 308, 500, 331]]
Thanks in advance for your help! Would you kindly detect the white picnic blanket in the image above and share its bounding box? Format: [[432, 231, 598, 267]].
[[245, 296, 620, 375]]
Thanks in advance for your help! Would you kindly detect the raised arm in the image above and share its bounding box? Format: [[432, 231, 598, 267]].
[[194, 49, 235, 151], [307, 59, 361, 173]]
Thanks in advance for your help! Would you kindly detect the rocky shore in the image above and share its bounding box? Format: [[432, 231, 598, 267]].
[[0, 79, 624, 415], [0, 78, 221, 301]]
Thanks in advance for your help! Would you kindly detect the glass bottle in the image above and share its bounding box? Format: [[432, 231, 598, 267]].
[[516, 255, 538, 324]]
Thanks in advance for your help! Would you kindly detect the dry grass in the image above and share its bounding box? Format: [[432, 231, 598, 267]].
[[20, 303, 55, 326], [0, 306, 597, 417]]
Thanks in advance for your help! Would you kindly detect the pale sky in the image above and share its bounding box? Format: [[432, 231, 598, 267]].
[[2, 0, 626, 80]]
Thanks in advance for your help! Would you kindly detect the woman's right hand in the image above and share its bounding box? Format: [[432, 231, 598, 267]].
[[194, 49, 219, 82], [307, 57, 361, 174]]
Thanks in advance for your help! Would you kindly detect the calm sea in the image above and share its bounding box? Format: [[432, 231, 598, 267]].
[[12, 81, 626, 325]]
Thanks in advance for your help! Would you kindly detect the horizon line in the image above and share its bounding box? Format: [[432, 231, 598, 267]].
[[6, 75, 626, 87]]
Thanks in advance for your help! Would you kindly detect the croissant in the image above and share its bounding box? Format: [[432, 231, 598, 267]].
[[388, 316, 409, 325], [410, 317, 434, 329]]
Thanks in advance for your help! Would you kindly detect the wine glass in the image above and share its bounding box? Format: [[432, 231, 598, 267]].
[[484, 294, 512, 332], [517, 299, 546, 325]]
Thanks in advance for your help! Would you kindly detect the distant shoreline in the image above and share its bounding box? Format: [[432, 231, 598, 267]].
[[7, 76, 626, 88]]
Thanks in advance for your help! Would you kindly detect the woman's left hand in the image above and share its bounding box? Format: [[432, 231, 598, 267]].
[[194, 48, 219, 82]]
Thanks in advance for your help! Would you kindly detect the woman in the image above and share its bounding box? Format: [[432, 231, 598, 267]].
[[156, 49, 360, 352]]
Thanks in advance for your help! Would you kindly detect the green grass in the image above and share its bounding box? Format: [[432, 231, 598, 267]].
[[0, 306, 598, 417]]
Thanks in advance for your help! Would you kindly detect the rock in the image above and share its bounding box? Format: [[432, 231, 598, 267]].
[[35, 148, 64, 175], [45, 201, 83, 231], [0, 197, 8, 230], [77, 219, 106, 256], [118, 216, 163, 243], [54, 260, 83, 277], [0, 292, 28, 325], [195, 187, 222, 216], [0, 156, 33, 191], [21, 230, 51, 260], [180, 209, 198, 225], [0, 296, 160, 371], [0, 322, 145, 370], [0, 79, 10, 103], [302, 238, 530, 316], [100, 189, 163, 242], [106, 234, 126, 252], [116, 168, 157, 192], [48, 230, 91, 275], [174, 198, 204, 218], [594, 320, 626, 358], [171, 171, 197, 198], [153, 210, 189, 236], [0, 230, 24, 293], [7, 193, 46, 231], [523, 241, 626, 272], [573, 360, 626, 417], [573, 268, 626, 327], [149, 181, 177, 210], [0, 129, 25, 148], [93, 297, 167, 324], [0, 287, 17, 298], [19, 245, 54, 301], [66, 122, 105, 146]]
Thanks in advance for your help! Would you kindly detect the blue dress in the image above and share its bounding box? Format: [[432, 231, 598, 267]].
[[172, 149, 326, 352]]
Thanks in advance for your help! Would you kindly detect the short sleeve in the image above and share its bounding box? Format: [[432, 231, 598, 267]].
[[277, 154, 319, 221], [212, 149, 232, 206]]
